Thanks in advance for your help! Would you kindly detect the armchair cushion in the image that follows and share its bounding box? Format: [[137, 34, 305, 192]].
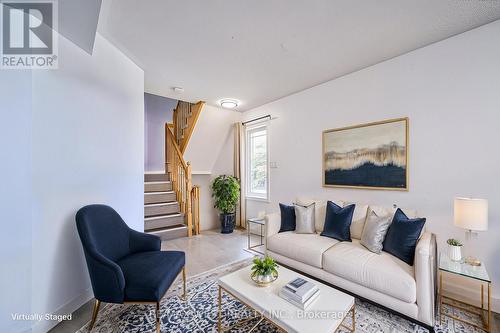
[[117, 251, 185, 302]]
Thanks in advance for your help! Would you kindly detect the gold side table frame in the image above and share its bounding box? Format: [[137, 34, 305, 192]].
[[217, 285, 355, 333], [439, 270, 492, 332]]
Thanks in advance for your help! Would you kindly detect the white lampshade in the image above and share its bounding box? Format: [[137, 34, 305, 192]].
[[454, 197, 488, 231]]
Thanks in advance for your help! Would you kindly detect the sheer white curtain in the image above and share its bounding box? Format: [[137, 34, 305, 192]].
[[234, 122, 246, 228]]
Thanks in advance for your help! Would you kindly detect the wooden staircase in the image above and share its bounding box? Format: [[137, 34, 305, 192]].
[[144, 100, 204, 240], [144, 173, 187, 240]]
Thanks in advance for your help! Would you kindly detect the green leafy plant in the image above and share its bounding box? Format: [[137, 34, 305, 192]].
[[211, 175, 240, 214], [251, 256, 279, 277], [447, 238, 463, 246]]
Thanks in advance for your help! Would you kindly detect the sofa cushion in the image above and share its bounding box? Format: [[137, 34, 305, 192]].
[[367, 205, 418, 219], [344, 202, 369, 239], [267, 232, 339, 268], [323, 240, 416, 303], [117, 250, 185, 302]]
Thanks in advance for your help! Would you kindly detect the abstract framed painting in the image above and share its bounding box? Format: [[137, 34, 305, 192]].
[[322, 118, 409, 190]]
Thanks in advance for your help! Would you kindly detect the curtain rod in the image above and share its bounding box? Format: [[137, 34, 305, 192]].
[[242, 114, 271, 125]]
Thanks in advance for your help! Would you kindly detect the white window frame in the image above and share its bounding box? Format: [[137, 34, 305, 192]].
[[245, 122, 270, 201]]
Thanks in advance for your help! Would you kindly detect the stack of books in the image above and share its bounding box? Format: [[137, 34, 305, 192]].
[[279, 277, 320, 310]]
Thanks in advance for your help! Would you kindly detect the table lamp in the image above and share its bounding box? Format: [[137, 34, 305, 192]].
[[453, 197, 488, 266]]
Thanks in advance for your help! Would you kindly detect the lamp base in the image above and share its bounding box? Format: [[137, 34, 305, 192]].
[[464, 256, 482, 266]]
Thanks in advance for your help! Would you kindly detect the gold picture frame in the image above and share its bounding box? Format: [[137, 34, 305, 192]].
[[322, 117, 409, 191]]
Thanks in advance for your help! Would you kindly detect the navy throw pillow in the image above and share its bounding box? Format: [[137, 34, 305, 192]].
[[320, 201, 355, 241], [279, 203, 296, 232], [383, 208, 426, 266]]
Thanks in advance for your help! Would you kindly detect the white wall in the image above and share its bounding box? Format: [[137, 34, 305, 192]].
[[144, 93, 177, 172], [0, 32, 144, 333], [243, 20, 500, 310], [184, 104, 240, 174], [183, 104, 240, 231], [0, 72, 33, 333], [30, 33, 144, 333]]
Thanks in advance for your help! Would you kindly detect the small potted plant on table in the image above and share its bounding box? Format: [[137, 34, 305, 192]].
[[211, 175, 240, 234], [447, 238, 463, 262]]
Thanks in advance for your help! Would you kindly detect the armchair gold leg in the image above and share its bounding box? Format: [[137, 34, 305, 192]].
[[88, 299, 101, 331], [156, 301, 161, 333], [182, 266, 187, 301]]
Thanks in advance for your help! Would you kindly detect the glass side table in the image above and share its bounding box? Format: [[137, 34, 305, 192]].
[[439, 253, 492, 332], [247, 217, 266, 254]]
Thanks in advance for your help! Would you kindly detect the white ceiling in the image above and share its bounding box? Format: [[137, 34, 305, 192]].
[[98, 0, 500, 111]]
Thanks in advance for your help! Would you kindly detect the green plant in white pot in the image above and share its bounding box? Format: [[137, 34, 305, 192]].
[[211, 175, 240, 234], [447, 238, 463, 262]]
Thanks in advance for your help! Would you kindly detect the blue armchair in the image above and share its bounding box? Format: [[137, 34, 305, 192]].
[[76, 205, 186, 332]]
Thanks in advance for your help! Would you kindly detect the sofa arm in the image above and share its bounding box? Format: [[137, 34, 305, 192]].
[[415, 232, 437, 326], [265, 213, 281, 239]]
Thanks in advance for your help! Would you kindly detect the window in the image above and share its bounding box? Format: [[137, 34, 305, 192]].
[[246, 124, 269, 200]]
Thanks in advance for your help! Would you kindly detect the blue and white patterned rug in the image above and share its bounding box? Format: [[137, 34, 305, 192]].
[[77, 259, 485, 333]]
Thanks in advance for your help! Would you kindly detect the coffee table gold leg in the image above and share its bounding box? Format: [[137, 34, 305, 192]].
[[218, 286, 222, 333]]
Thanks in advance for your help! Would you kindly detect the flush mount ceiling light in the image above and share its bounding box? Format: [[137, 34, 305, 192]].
[[219, 99, 239, 109]]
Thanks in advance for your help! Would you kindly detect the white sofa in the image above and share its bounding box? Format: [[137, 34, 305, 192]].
[[265, 199, 437, 329]]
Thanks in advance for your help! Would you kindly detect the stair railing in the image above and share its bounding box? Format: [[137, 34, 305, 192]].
[[173, 101, 205, 153], [166, 125, 198, 236]]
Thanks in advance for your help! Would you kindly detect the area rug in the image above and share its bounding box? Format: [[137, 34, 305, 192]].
[[77, 258, 485, 333]]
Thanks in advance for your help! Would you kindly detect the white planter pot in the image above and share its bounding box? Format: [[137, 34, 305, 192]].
[[448, 245, 462, 262]]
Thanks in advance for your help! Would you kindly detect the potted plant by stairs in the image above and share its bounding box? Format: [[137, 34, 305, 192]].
[[211, 175, 240, 234]]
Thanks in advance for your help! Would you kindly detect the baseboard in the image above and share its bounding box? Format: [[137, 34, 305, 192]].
[[443, 280, 499, 313], [31, 288, 93, 333], [192, 171, 211, 175]]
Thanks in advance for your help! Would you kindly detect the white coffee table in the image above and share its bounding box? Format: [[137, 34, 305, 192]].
[[217, 265, 355, 333]]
